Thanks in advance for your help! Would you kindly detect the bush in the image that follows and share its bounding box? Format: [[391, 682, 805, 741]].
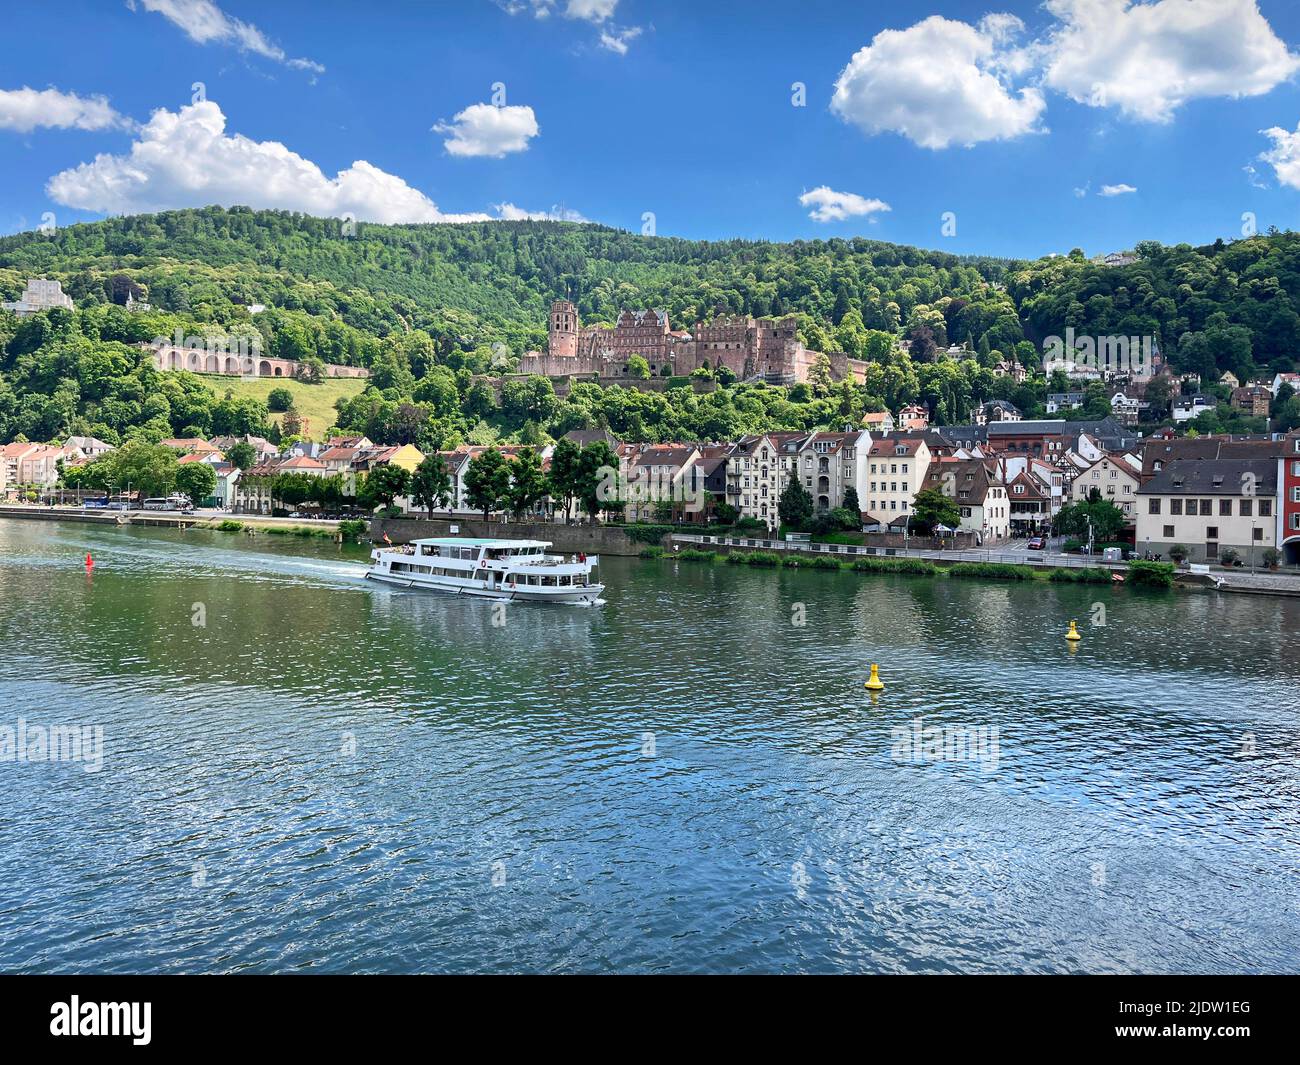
[[1063, 537, 1084, 553], [1218, 547, 1241, 567], [267, 387, 295, 412], [807, 554, 846, 570], [1167, 544, 1190, 564], [337, 519, 367, 542], [1127, 560, 1175, 588], [733, 516, 768, 534], [850, 556, 939, 576], [639, 546, 666, 559], [744, 550, 782, 567], [623, 524, 674, 545], [1263, 547, 1282, 569], [1048, 567, 1111, 583], [216, 519, 243, 532], [948, 562, 1036, 581], [675, 548, 717, 562]]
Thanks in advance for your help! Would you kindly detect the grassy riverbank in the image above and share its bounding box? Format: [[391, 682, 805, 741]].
[[640, 545, 1164, 588]]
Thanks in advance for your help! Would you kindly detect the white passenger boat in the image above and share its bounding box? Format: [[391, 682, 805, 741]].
[[365, 537, 604, 604]]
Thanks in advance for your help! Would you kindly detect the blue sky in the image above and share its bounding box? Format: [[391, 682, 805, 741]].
[[3, 0, 1300, 259]]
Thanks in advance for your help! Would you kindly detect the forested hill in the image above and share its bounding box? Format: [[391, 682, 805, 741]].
[[2, 206, 1300, 450], [2, 206, 1299, 382], [0, 205, 1019, 358]]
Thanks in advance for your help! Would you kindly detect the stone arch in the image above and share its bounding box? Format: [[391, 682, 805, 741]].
[[205, 354, 219, 373], [258, 360, 272, 377], [169, 350, 181, 370], [188, 351, 202, 371], [273, 366, 283, 376], [226, 356, 239, 373]]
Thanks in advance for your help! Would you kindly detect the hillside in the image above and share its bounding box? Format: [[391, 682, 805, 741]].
[[2, 207, 1300, 450]]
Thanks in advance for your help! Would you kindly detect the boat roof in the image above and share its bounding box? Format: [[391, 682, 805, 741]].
[[410, 537, 551, 548]]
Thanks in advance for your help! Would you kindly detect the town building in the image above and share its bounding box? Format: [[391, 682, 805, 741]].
[[864, 434, 932, 526], [724, 434, 782, 529], [1230, 385, 1271, 418], [1071, 454, 1142, 523], [1278, 432, 1300, 565], [1172, 395, 1216, 423], [1136, 459, 1276, 563], [923, 458, 1009, 542], [972, 400, 1021, 426]]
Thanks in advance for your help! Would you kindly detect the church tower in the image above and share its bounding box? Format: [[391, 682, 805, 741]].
[[549, 299, 579, 357]]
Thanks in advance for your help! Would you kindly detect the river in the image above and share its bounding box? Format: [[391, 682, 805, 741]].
[[0, 517, 1297, 973]]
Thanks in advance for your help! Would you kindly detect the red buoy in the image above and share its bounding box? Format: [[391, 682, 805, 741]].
[[85, 553, 94, 569]]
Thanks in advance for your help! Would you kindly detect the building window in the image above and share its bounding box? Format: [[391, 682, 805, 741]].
[[1170, 499, 1182, 515], [1254, 528, 1264, 541], [1220, 499, 1232, 515], [1148, 498, 1161, 514], [1200, 500, 1212, 516], [1206, 527, 1218, 540], [1260, 500, 1272, 517], [1163, 525, 1175, 538], [1240, 500, 1253, 517]]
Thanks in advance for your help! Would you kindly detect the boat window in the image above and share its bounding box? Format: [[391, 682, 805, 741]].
[[559, 575, 571, 586], [420, 545, 433, 556], [542, 575, 557, 586]]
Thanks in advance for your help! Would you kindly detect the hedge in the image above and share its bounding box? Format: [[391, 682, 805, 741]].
[[850, 556, 940, 576], [623, 524, 675, 545], [947, 562, 1036, 581], [1127, 560, 1175, 589], [1047, 567, 1112, 584]]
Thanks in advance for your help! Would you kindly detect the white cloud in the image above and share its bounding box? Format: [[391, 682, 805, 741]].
[[0, 87, 132, 133], [1259, 123, 1300, 190], [495, 202, 588, 222], [565, 0, 619, 20], [599, 26, 642, 55], [46, 101, 493, 223], [130, 0, 323, 74], [830, 15, 1046, 150], [1098, 183, 1138, 196], [798, 186, 891, 223], [1073, 183, 1090, 198], [434, 103, 540, 158], [1041, 0, 1299, 122], [500, 0, 641, 54]]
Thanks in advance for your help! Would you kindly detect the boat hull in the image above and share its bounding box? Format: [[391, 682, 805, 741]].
[[365, 569, 604, 604]]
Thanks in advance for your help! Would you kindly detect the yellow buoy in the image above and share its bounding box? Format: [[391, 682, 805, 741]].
[[1066, 619, 1082, 641], [864, 663, 885, 691]]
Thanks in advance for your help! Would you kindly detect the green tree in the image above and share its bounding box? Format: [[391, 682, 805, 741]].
[[842, 485, 861, 516], [575, 441, 619, 522], [175, 461, 217, 505], [508, 448, 547, 518], [225, 441, 257, 470], [359, 464, 410, 511], [547, 437, 582, 521], [408, 454, 454, 518], [98, 440, 179, 499], [627, 354, 651, 379], [778, 473, 814, 530], [911, 487, 961, 533], [464, 448, 512, 520]]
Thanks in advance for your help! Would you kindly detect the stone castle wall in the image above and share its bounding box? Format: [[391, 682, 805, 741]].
[[146, 344, 369, 379]]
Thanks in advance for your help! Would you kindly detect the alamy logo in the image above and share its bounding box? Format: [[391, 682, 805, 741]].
[[1042, 327, 1155, 376], [50, 996, 151, 1045]]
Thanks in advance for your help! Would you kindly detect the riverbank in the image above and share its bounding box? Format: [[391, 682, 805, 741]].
[[0, 504, 352, 538], [657, 533, 1300, 597]]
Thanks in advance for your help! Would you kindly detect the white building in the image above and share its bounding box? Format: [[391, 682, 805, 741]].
[[3, 278, 74, 317]]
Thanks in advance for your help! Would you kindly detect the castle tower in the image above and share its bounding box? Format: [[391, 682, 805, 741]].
[[549, 299, 579, 358]]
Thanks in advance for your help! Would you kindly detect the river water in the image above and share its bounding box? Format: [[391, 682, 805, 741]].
[[0, 517, 1297, 973]]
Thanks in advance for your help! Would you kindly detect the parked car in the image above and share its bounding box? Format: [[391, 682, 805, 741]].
[[1026, 536, 1046, 550]]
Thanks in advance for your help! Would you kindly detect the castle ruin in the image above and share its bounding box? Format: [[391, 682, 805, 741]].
[[519, 301, 866, 385]]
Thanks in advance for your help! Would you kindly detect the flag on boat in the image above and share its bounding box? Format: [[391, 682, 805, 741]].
[[382, 532, 392, 544]]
